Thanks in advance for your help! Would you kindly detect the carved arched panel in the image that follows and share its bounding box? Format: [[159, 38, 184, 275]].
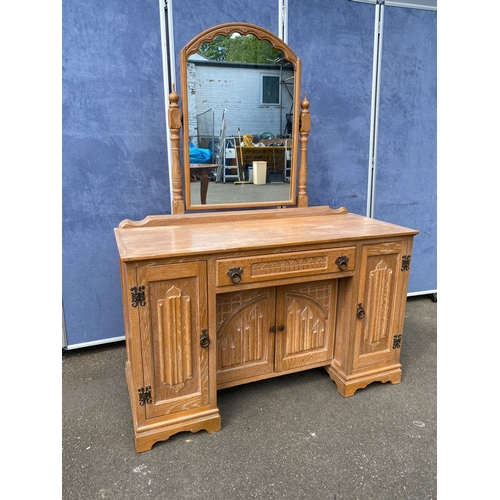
[[157, 286, 193, 391], [216, 288, 276, 387], [276, 281, 337, 372]]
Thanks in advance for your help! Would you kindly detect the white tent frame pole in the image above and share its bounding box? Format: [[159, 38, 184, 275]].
[[366, 1, 385, 218], [279, 0, 288, 43]]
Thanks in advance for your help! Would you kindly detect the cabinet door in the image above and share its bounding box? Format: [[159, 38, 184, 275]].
[[136, 262, 210, 423], [216, 288, 276, 387], [353, 241, 410, 371], [275, 280, 337, 372]]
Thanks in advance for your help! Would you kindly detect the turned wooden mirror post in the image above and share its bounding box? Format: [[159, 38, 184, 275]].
[[168, 22, 310, 214], [168, 87, 185, 214], [297, 93, 310, 207]]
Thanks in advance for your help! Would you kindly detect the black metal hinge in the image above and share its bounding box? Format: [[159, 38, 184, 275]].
[[393, 334, 402, 349], [131, 285, 146, 307], [401, 255, 411, 272], [138, 386, 152, 406]]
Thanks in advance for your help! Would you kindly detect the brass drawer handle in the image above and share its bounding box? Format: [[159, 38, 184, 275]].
[[335, 255, 349, 271], [227, 267, 243, 284]]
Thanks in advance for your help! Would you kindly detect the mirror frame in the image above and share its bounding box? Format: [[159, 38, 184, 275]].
[[178, 22, 303, 212]]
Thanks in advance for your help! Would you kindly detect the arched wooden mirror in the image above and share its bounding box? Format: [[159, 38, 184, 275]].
[[168, 22, 310, 213]]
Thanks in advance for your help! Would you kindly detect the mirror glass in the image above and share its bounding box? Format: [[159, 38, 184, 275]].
[[180, 23, 301, 211]]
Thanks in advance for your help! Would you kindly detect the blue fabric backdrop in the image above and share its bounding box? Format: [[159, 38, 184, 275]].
[[289, 0, 374, 216], [374, 7, 437, 293], [62, 0, 170, 346]]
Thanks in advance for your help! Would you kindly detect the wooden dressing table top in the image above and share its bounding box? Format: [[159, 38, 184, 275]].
[[115, 206, 418, 261]]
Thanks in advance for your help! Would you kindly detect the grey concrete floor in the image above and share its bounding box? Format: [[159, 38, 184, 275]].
[[191, 178, 290, 205], [62, 296, 437, 500]]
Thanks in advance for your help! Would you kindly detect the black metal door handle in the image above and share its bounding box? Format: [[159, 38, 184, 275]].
[[200, 329, 210, 347], [356, 303, 365, 319]]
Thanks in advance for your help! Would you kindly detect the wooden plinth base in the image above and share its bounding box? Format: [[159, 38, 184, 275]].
[[134, 412, 221, 452], [325, 366, 402, 397]]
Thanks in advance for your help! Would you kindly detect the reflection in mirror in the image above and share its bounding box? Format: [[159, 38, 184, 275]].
[[179, 23, 302, 211], [188, 35, 294, 205]]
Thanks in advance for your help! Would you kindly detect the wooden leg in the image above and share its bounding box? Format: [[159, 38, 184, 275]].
[[197, 170, 209, 204]]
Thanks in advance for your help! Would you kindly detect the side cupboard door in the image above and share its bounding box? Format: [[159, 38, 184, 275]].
[[135, 261, 210, 425], [215, 287, 276, 387], [353, 240, 411, 372]]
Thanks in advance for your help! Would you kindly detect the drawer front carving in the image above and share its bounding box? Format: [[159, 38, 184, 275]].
[[216, 247, 356, 287]]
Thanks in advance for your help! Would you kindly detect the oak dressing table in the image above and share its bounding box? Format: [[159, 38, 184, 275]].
[[114, 23, 418, 452]]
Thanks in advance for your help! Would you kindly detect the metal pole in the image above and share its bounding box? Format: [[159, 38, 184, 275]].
[[366, 1, 385, 218]]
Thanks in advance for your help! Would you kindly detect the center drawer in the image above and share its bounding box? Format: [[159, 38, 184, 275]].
[[215, 246, 356, 287]]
